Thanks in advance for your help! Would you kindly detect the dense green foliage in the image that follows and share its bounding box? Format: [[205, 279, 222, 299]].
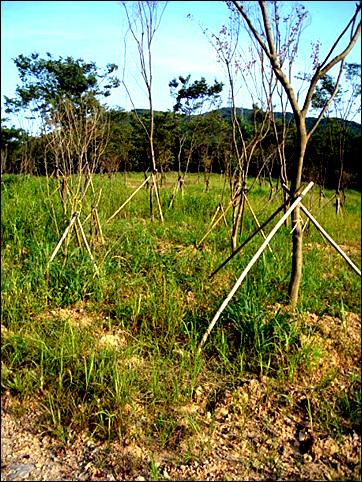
[[1, 107, 360, 191], [2, 54, 360, 193], [3, 52, 120, 121]]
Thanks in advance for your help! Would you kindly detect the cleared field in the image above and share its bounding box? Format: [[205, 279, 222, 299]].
[[1, 172, 361, 480]]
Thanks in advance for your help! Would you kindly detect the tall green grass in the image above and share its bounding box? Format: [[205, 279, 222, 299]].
[[1, 172, 361, 450]]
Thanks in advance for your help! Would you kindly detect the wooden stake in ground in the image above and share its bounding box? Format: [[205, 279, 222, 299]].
[[76, 216, 99, 276], [220, 203, 229, 229], [244, 194, 273, 254], [209, 185, 303, 279], [107, 176, 150, 223], [196, 201, 233, 247], [48, 211, 99, 276], [152, 171, 164, 223], [92, 205, 105, 244], [198, 181, 314, 352], [209, 203, 221, 228], [83, 205, 104, 246], [282, 184, 361, 277], [49, 212, 79, 263]]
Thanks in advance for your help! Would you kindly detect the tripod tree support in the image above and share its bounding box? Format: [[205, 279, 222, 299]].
[[168, 181, 179, 209], [198, 181, 314, 353], [282, 184, 361, 277], [196, 201, 233, 248], [209, 184, 302, 280], [152, 171, 165, 224], [209, 203, 221, 228], [244, 194, 273, 254], [220, 202, 229, 228], [48, 211, 99, 276], [82, 190, 105, 245], [76, 216, 99, 276], [49, 212, 79, 263], [93, 205, 105, 245], [107, 176, 151, 223], [84, 204, 105, 245]]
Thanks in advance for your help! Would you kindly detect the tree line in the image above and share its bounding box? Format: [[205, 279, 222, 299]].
[[1, 102, 360, 192]]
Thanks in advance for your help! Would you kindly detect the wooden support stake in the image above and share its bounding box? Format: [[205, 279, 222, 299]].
[[83, 211, 92, 224], [84, 190, 103, 225], [107, 176, 151, 223], [49, 212, 78, 263], [198, 182, 314, 352], [282, 184, 361, 277], [209, 185, 302, 279], [244, 194, 273, 254], [196, 201, 233, 247], [152, 172, 164, 224], [168, 181, 179, 209], [77, 216, 99, 276], [73, 219, 82, 248], [220, 203, 229, 228], [209, 203, 221, 229], [93, 206, 105, 244]]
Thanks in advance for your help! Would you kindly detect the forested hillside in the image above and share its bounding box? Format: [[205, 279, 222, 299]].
[[1, 105, 360, 192]]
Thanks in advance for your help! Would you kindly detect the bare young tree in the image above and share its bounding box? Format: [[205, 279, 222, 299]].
[[47, 98, 110, 219], [121, 0, 168, 222], [203, 14, 273, 250], [230, 0, 361, 306]]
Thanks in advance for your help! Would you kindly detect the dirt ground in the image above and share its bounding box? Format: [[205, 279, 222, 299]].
[[1, 310, 361, 481]]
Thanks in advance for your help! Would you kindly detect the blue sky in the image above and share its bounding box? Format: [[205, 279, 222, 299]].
[[1, 0, 361, 128]]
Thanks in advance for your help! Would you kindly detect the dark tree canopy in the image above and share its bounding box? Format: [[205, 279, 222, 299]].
[[4, 52, 120, 119], [311, 75, 342, 111], [169, 75, 224, 115]]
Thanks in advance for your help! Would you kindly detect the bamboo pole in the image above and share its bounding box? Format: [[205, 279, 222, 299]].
[[152, 172, 164, 224], [301, 204, 361, 276], [198, 182, 314, 352], [209, 203, 221, 228], [93, 206, 105, 244], [220, 203, 229, 228], [83, 211, 92, 225], [93, 188, 103, 215], [196, 201, 233, 247], [83, 190, 102, 226], [282, 184, 361, 277], [209, 185, 302, 279], [320, 194, 335, 212], [244, 194, 273, 253], [168, 181, 179, 209], [77, 216, 99, 276], [73, 219, 82, 248], [107, 176, 151, 223], [49, 212, 78, 263], [83, 188, 102, 225]]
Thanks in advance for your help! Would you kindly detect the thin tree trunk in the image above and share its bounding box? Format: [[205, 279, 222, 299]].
[[335, 156, 344, 215], [288, 121, 307, 306], [231, 189, 243, 251], [335, 191, 342, 214], [150, 183, 154, 222]]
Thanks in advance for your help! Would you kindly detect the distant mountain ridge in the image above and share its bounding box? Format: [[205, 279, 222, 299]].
[[215, 107, 361, 136], [131, 107, 361, 136]]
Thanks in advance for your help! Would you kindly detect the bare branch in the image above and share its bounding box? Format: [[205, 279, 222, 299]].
[[302, 3, 361, 116]]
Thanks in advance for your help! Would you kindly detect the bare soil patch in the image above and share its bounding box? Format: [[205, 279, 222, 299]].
[[1, 309, 360, 481]]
